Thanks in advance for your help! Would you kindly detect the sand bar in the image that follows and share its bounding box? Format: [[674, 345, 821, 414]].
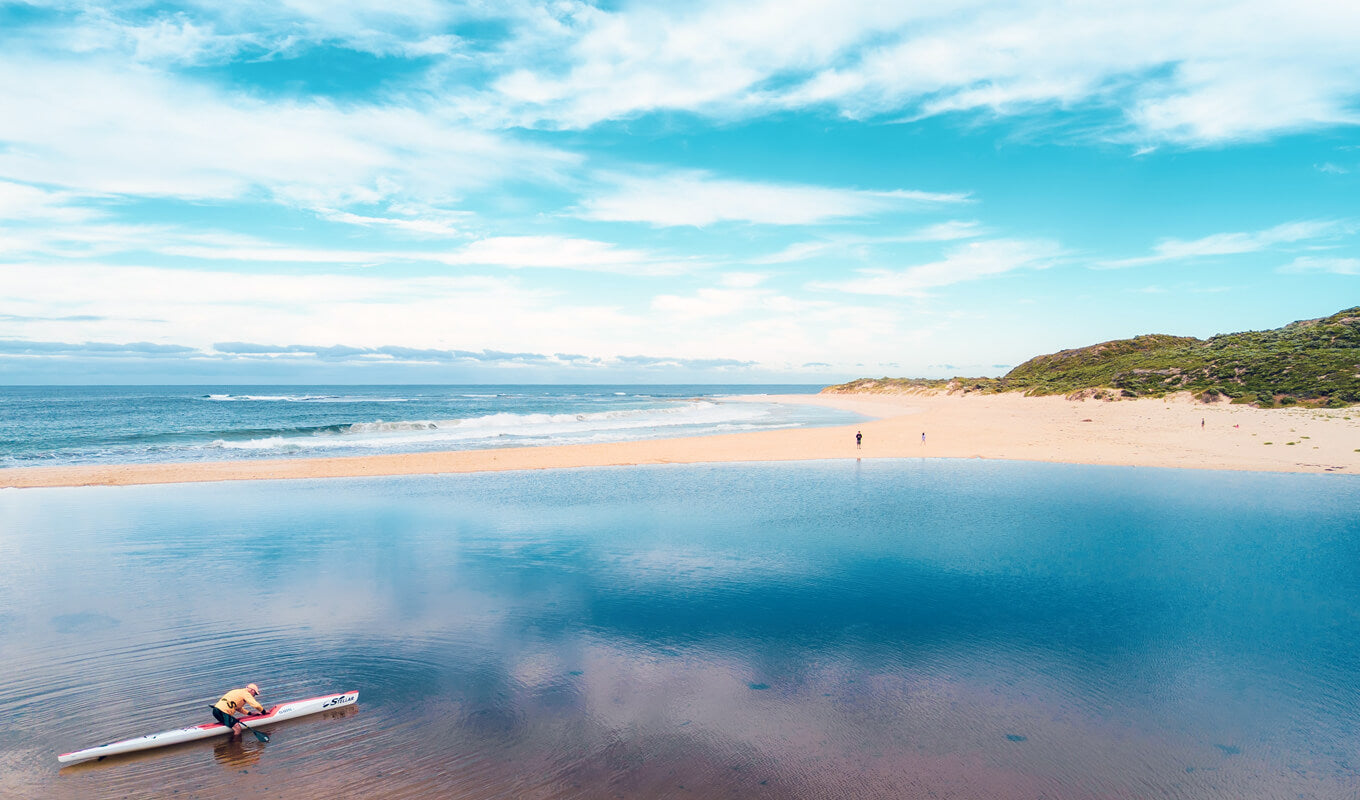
[[3, 391, 1358, 489]]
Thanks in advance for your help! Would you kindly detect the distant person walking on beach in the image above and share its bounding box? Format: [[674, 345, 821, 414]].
[[921, 432, 926, 444], [856, 431, 862, 449]]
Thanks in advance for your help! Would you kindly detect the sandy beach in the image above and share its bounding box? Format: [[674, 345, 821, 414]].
[[3, 391, 1358, 489]]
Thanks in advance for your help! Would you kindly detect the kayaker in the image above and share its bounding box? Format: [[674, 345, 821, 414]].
[[212, 683, 265, 738]]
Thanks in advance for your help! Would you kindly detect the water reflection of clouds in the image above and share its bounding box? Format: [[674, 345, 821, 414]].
[[602, 548, 819, 588], [6, 464, 1360, 799], [518, 635, 1279, 800]]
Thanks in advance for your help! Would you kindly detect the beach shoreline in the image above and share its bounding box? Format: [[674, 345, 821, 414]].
[[3, 391, 1357, 489]]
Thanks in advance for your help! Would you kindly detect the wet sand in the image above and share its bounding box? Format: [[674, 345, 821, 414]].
[[3, 391, 1358, 489]]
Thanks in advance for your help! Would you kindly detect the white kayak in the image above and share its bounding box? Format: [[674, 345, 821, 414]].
[[58, 690, 358, 764]]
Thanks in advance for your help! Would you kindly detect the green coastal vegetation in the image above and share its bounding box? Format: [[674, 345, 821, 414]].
[[826, 307, 1360, 408]]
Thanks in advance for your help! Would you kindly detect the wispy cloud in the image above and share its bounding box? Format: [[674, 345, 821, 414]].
[[1, 221, 693, 275], [7, 2, 1359, 169], [317, 206, 473, 238], [0, 57, 576, 211], [1, 261, 576, 351], [157, 243, 398, 265], [574, 171, 968, 227], [1, 2, 1354, 382], [0, 339, 197, 357], [1101, 219, 1354, 267], [1280, 256, 1360, 275], [5, 261, 856, 370], [0, 180, 103, 223], [651, 287, 780, 321], [814, 238, 1064, 296], [752, 221, 984, 264], [0, 337, 761, 372], [211, 341, 560, 365], [0, 313, 110, 323], [486, 1, 1360, 145], [20, 1, 472, 65], [435, 235, 693, 274], [613, 354, 756, 369]]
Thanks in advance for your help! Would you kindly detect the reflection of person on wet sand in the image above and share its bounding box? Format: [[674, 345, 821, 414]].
[[213, 734, 263, 769]]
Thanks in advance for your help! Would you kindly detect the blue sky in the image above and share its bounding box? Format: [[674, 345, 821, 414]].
[[1, 0, 1357, 384]]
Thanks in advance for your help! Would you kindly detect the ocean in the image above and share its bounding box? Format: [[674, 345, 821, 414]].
[[4, 460, 1359, 798], [0, 385, 861, 468]]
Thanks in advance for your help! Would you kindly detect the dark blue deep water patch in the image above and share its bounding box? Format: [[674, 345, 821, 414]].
[[3, 460, 1359, 798]]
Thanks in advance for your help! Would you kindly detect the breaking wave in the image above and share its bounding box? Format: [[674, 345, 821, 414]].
[[203, 394, 409, 403], [205, 401, 776, 453]]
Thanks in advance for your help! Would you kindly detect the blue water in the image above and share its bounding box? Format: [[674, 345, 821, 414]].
[[3, 460, 1359, 798], [0, 385, 860, 467]]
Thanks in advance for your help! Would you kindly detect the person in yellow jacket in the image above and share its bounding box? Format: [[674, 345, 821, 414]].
[[212, 683, 265, 738]]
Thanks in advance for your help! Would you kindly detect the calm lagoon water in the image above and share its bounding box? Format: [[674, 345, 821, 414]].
[[3, 460, 1359, 798]]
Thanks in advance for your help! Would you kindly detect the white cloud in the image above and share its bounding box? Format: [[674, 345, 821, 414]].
[[41, 0, 469, 64], [576, 172, 968, 227], [0, 260, 926, 372], [156, 243, 394, 264], [0, 215, 696, 275], [0, 261, 643, 356], [1127, 60, 1359, 146], [815, 238, 1063, 296], [752, 241, 838, 265], [0, 181, 101, 223], [0, 221, 399, 264], [0, 58, 576, 209], [486, 0, 1360, 145], [10, 1, 1360, 149], [120, 15, 254, 65], [753, 221, 984, 264], [435, 235, 690, 274], [1102, 219, 1354, 267], [651, 287, 778, 321], [640, 280, 914, 366], [912, 220, 985, 242], [317, 206, 473, 238], [1280, 256, 1360, 275], [718, 272, 768, 288]]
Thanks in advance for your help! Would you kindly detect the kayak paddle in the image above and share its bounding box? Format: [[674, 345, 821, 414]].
[[237, 716, 269, 743]]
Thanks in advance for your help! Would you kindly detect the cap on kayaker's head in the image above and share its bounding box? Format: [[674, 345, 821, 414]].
[[247, 683, 259, 695]]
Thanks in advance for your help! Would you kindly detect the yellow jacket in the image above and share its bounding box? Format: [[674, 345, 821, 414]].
[[213, 688, 264, 716]]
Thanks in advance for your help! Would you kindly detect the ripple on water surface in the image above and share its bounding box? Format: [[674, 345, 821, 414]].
[[2, 461, 1360, 798]]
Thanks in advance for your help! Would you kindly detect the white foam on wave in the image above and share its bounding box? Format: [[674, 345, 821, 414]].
[[204, 400, 775, 453], [203, 394, 409, 403], [208, 436, 304, 452]]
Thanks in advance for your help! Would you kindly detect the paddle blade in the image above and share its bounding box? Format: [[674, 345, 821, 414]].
[[251, 729, 269, 743]]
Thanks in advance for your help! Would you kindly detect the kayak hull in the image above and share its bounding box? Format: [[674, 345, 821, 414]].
[[57, 690, 358, 764]]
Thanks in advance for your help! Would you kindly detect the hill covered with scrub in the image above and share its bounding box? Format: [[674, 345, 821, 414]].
[[826, 307, 1360, 407]]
